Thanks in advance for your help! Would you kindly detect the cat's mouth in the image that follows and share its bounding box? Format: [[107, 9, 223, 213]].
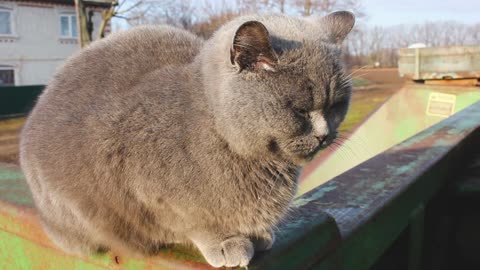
[[277, 133, 337, 165], [302, 142, 330, 162], [306, 144, 325, 159]]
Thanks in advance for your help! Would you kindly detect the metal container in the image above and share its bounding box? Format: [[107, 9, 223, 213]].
[[398, 45, 480, 81]]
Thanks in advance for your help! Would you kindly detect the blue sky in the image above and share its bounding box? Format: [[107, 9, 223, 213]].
[[114, 0, 480, 30], [362, 0, 480, 26]]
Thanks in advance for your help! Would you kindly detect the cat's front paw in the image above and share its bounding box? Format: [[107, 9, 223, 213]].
[[252, 229, 275, 251], [202, 236, 254, 268]]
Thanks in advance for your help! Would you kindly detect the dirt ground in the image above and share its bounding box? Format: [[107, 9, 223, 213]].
[[0, 117, 24, 164], [352, 67, 407, 85], [0, 68, 406, 165]]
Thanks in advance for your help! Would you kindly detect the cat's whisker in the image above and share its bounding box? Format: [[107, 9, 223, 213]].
[[324, 145, 348, 164], [338, 80, 353, 89], [348, 65, 371, 77], [337, 134, 373, 157]]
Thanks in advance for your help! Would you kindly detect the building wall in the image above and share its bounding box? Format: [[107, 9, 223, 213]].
[[0, 0, 105, 85]]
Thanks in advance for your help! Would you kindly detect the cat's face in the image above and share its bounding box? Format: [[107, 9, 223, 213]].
[[227, 45, 350, 164], [212, 12, 354, 165]]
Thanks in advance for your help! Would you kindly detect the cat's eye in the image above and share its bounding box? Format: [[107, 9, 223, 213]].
[[294, 108, 309, 117], [330, 100, 349, 111]]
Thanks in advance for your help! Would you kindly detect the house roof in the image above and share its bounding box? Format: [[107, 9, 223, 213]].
[[10, 0, 112, 8]]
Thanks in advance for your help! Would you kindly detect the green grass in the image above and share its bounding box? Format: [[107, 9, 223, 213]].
[[339, 88, 396, 134], [339, 102, 381, 133], [352, 78, 372, 87]]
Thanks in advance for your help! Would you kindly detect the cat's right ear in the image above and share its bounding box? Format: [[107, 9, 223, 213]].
[[230, 21, 278, 72], [319, 11, 355, 44]]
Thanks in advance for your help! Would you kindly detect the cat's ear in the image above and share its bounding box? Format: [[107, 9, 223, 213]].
[[230, 21, 278, 72], [319, 11, 355, 44]]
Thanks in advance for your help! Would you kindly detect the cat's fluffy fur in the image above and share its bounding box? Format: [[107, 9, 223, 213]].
[[20, 12, 354, 267]]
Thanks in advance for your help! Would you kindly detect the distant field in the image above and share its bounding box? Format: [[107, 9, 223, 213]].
[[0, 69, 405, 165], [339, 86, 399, 134], [339, 68, 405, 133], [352, 67, 407, 85]]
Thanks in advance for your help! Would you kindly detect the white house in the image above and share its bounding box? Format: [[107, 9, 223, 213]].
[[0, 0, 111, 86]]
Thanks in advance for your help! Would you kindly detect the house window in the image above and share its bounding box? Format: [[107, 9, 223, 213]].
[[0, 67, 15, 86], [60, 14, 77, 38], [0, 9, 12, 35]]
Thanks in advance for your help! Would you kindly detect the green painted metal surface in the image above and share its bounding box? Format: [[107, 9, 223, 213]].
[[0, 159, 341, 270], [299, 84, 480, 195], [407, 205, 425, 270], [0, 164, 33, 206], [250, 209, 341, 270], [455, 177, 480, 195], [0, 230, 105, 270], [0, 165, 216, 269], [455, 155, 480, 195], [0, 85, 44, 118], [306, 102, 480, 270]]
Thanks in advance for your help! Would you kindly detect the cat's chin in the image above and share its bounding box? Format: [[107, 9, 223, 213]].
[[287, 152, 318, 166], [293, 157, 313, 166], [287, 144, 330, 166]]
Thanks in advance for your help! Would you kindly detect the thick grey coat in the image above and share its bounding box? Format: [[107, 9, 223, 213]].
[[20, 12, 354, 268]]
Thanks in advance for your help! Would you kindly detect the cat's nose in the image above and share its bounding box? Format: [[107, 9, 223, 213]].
[[315, 135, 328, 146], [309, 111, 329, 144]]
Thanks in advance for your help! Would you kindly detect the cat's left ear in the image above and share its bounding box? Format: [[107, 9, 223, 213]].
[[319, 11, 355, 44], [230, 21, 278, 72]]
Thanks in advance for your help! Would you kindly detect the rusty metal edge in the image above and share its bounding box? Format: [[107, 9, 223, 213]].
[[301, 102, 480, 269], [249, 204, 342, 270]]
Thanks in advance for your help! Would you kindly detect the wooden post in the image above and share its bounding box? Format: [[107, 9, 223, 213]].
[[414, 48, 420, 80], [74, 0, 91, 48]]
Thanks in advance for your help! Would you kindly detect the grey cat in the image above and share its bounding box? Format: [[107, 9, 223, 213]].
[[20, 11, 354, 268]]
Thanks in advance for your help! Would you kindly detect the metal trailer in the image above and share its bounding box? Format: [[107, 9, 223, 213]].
[[1, 46, 480, 269], [398, 45, 480, 83]]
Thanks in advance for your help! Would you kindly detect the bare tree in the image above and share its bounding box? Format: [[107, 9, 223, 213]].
[[126, 0, 196, 29], [74, 0, 149, 46], [100, 0, 479, 69], [273, 0, 287, 13], [367, 26, 384, 63], [236, 0, 271, 12], [471, 23, 480, 44], [292, 0, 364, 17], [344, 19, 480, 68], [97, 0, 148, 39]]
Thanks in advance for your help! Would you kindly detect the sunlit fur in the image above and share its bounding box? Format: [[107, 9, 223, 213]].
[[20, 12, 354, 268]]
